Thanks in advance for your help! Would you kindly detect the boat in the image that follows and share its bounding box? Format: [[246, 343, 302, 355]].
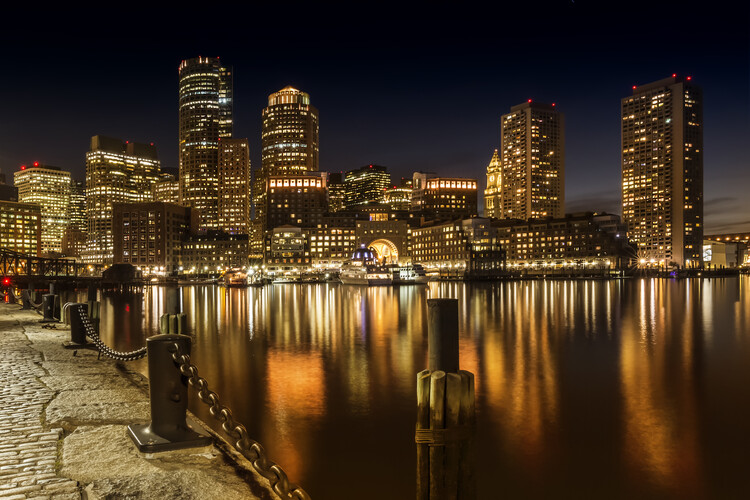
[[224, 270, 248, 287], [340, 246, 393, 285], [391, 264, 429, 285]]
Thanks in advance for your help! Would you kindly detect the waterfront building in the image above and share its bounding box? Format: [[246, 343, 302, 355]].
[[498, 101, 564, 219], [621, 75, 703, 268], [180, 231, 249, 274], [265, 173, 328, 232], [83, 136, 160, 264], [483, 149, 501, 218], [154, 172, 180, 204], [355, 218, 410, 265], [411, 172, 478, 221], [493, 212, 634, 270], [253, 87, 319, 254], [702, 239, 747, 269], [0, 200, 41, 256], [411, 218, 504, 277], [178, 56, 233, 230], [327, 173, 346, 212], [218, 138, 250, 234], [264, 226, 310, 275], [308, 226, 357, 270], [13, 163, 71, 256], [112, 202, 196, 275], [384, 178, 413, 211], [343, 164, 391, 208]]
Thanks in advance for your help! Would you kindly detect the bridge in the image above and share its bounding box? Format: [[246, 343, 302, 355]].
[[0, 247, 104, 286]]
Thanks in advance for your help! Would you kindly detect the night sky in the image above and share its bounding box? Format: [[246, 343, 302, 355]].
[[2, 2, 748, 232]]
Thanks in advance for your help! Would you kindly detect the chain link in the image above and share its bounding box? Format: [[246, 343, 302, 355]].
[[76, 304, 148, 361], [170, 344, 311, 500]]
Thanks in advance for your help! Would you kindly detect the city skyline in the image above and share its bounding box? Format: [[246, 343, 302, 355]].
[[1, 3, 747, 233]]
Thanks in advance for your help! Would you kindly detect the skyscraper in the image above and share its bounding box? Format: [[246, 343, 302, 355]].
[[218, 138, 250, 234], [483, 149, 501, 218], [83, 135, 160, 264], [252, 86, 319, 254], [14, 163, 71, 255], [498, 101, 564, 220], [621, 75, 703, 267], [178, 56, 233, 230], [343, 164, 391, 209]]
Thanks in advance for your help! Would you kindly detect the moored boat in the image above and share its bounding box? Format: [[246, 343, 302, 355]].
[[340, 246, 393, 285]]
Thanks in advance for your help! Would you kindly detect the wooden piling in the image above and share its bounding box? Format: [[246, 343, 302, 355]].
[[429, 371, 446, 500], [416, 369, 431, 500]]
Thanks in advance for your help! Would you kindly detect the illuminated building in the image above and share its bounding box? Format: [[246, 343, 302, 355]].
[[498, 101, 564, 219], [83, 136, 160, 264], [264, 226, 310, 274], [355, 218, 410, 265], [253, 87, 319, 253], [0, 200, 41, 256], [113, 202, 196, 274], [180, 232, 249, 274], [308, 226, 357, 270], [411, 172, 478, 221], [154, 171, 180, 205], [622, 75, 703, 267], [265, 173, 328, 230], [178, 56, 233, 230], [69, 180, 86, 232], [483, 149, 501, 218], [384, 178, 413, 212], [13, 163, 71, 255], [218, 138, 250, 234], [327, 173, 346, 212], [343, 164, 391, 208]]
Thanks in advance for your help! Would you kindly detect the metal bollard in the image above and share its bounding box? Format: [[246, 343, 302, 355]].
[[21, 290, 32, 310], [62, 303, 97, 352], [127, 334, 212, 453], [41, 294, 56, 322]]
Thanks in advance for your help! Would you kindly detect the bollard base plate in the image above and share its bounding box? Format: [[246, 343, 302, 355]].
[[127, 418, 213, 453]]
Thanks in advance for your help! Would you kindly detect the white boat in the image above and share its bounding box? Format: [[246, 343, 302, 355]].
[[392, 264, 430, 285], [340, 246, 393, 285]]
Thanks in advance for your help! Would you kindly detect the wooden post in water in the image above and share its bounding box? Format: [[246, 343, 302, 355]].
[[416, 298, 476, 500]]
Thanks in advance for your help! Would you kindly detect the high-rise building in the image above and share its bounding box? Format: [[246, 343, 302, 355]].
[[218, 138, 250, 234], [327, 173, 346, 213], [154, 173, 180, 204], [343, 164, 391, 209], [621, 75, 703, 267], [14, 163, 71, 255], [411, 173, 478, 221], [83, 135, 160, 264], [0, 200, 41, 256], [69, 180, 86, 232], [498, 101, 564, 220], [253, 86, 319, 254], [178, 56, 233, 230], [483, 149, 501, 218], [265, 173, 328, 230]]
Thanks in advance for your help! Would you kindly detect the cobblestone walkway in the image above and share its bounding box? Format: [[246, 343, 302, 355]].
[[0, 313, 80, 499]]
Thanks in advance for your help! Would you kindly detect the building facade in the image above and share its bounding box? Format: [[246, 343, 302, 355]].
[[411, 173, 478, 221], [0, 200, 41, 256], [83, 136, 160, 264], [178, 56, 233, 230], [253, 87, 319, 254], [483, 149, 501, 218], [498, 101, 564, 219], [343, 164, 391, 208], [112, 202, 195, 275], [621, 75, 703, 268], [384, 178, 413, 211], [154, 173, 180, 204], [264, 173, 328, 231], [180, 232, 249, 274], [218, 138, 250, 234], [13, 163, 71, 255]]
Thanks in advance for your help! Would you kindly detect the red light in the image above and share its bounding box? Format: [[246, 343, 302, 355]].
[[2, 277, 10, 286], [687, 76, 692, 80], [33, 161, 39, 167], [527, 99, 532, 103], [552, 103, 556, 107], [125, 304, 130, 312], [20, 165, 26, 170], [632, 85, 637, 89], [672, 73, 676, 77], [150, 142, 154, 146]]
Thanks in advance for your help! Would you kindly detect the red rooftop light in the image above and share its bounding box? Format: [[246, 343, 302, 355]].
[[20, 165, 26, 170], [33, 161, 39, 167], [687, 76, 692, 80], [527, 99, 532, 103], [552, 103, 556, 107], [672, 73, 676, 77], [632, 85, 637, 89]]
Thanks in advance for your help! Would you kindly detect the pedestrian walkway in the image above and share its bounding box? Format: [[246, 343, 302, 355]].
[[0, 304, 276, 499]]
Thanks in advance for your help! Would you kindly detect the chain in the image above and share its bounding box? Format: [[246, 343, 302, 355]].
[[170, 343, 310, 500], [76, 304, 148, 361]]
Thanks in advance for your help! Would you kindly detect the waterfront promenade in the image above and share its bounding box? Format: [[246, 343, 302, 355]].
[[0, 304, 276, 499]]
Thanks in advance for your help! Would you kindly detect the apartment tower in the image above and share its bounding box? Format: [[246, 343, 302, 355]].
[[218, 138, 251, 234], [621, 75, 703, 267], [498, 101, 564, 220], [178, 56, 233, 230]]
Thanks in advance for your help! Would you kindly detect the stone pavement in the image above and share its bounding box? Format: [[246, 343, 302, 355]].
[[0, 304, 276, 499]]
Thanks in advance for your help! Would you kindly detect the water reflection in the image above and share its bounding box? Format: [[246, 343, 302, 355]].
[[99, 277, 750, 499]]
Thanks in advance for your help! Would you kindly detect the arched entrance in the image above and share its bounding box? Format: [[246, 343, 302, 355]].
[[368, 239, 399, 265]]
